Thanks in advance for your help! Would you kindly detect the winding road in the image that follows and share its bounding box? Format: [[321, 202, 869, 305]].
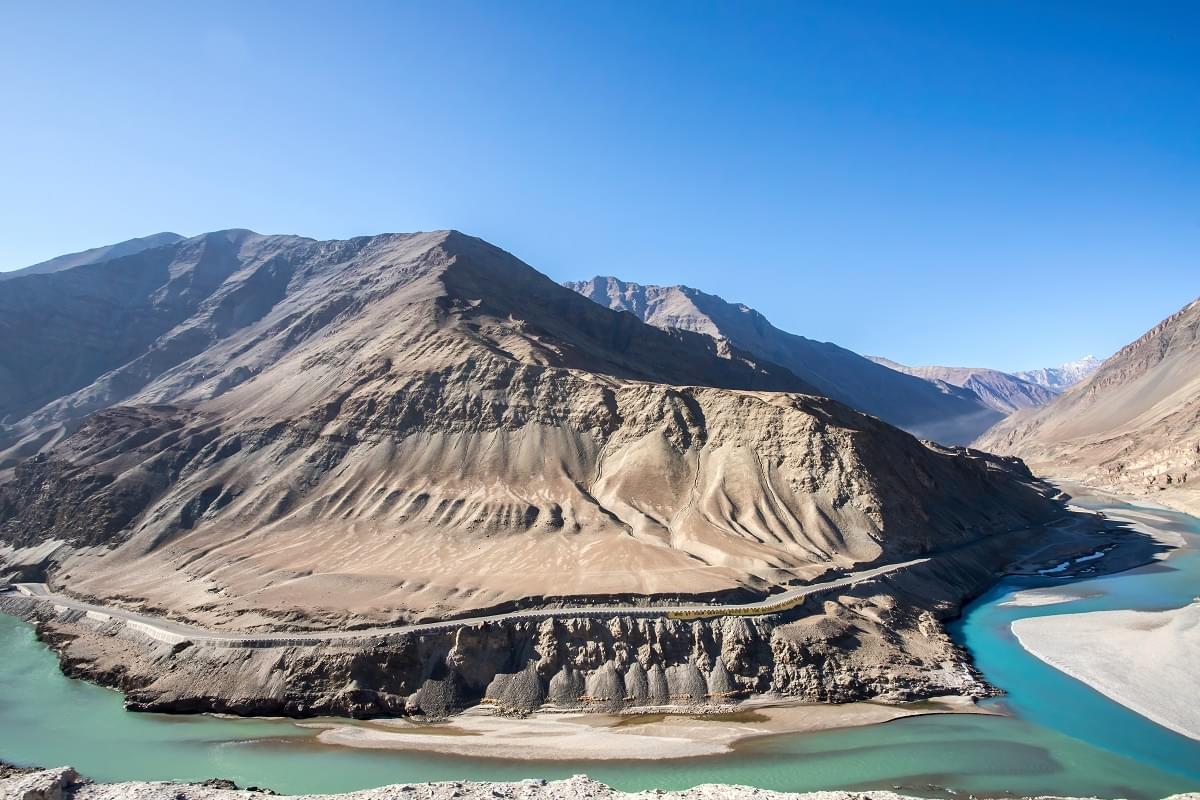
[[4, 557, 929, 649]]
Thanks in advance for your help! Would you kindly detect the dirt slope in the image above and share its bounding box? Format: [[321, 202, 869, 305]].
[[977, 298, 1200, 513]]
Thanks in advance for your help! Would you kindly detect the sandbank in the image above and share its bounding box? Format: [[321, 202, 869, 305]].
[[312, 696, 989, 760]]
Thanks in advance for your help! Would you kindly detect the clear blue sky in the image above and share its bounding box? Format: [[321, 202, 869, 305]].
[[2, 1, 1196, 372]]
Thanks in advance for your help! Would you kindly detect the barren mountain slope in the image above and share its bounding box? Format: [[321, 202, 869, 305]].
[[0, 229, 287, 455], [978, 298, 1200, 514], [1, 231, 1057, 631], [867, 357, 1057, 414], [567, 277, 1003, 444], [0, 233, 799, 468]]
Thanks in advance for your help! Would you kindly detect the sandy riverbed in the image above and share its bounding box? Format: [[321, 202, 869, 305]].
[[312, 696, 989, 760], [1012, 601, 1200, 741], [999, 589, 1090, 608]]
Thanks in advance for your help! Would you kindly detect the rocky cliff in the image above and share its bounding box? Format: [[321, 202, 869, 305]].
[[1, 538, 1014, 720]]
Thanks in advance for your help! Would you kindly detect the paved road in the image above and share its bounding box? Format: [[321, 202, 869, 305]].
[[4, 557, 929, 650]]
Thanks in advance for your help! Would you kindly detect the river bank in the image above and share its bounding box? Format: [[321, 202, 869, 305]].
[[2, 589, 1198, 798], [2, 488, 1199, 797], [1012, 601, 1200, 741], [309, 696, 987, 760], [1004, 484, 1200, 742]]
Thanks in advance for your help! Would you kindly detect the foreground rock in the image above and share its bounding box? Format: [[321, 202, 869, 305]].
[[8, 768, 1198, 800]]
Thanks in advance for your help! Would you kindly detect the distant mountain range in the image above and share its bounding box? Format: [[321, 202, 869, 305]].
[[567, 277, 1112, 439], [866, 358, 1058, 414], [1013, 356, 1103, 392], [978, 299, 1200, 515], [566, 277, 1003, 444]]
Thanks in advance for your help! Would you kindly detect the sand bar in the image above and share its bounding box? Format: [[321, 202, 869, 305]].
[[1012, 601, 1200, 741], [999, 589, 1089, 608], [313, 696, 989, 760]]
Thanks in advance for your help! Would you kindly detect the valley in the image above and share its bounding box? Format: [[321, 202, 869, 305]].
[[5, 7, 1197, 798], [1, 487, 1197, 799], [0, 230, 1197, 799]]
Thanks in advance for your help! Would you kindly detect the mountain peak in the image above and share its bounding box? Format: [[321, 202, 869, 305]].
[[868, 358, 1058, 414], [1, 231, 186, 280], [1013, 355, 1103, 392], [568, 277, 1004, 444]]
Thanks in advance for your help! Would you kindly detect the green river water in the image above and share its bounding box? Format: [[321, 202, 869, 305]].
[[2, 493, 1198, 797]]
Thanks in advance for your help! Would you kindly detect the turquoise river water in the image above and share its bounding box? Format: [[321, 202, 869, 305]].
[[2, 493, 1198, 797]]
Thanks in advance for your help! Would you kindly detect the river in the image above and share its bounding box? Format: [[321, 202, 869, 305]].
[[1, 491, 1198, 798]]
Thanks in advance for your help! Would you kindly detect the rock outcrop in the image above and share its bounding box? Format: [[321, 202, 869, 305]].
[[6, 767, 1196, 800]]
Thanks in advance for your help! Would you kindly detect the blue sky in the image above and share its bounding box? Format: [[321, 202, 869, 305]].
[[1, 1, 1196, 372]]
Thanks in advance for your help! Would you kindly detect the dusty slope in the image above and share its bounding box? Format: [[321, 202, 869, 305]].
[[567, 277, 1002, 444], [867, 357, 1057, 414], [0, 231, 1058, 632], [0, 232, 803, 462], [977, 298, 1200, 513]]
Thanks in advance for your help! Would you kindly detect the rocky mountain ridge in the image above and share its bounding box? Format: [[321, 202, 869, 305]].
[[867, 357, 1057, 414], [977, 299, 1200, 514], [1014, 356, 1103, 392], [0, 232, 184, 281], [566, 277, 1003, 444]]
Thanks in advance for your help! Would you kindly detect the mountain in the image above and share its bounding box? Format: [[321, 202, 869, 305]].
[[1014, 355, 1102, 392], [977, 299, 1200, 514], [867, 357, 1058, 414], [0, 232, 184, 281], [566, 277, 1002, 445], [0, 230, 806, 464], [0, 230, 1058, 634]]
